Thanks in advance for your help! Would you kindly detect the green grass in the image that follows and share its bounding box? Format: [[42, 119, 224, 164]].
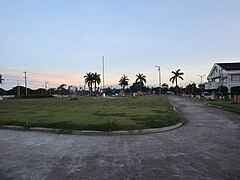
[[0, 96, 182, 131], [208, 99, 240, 114]]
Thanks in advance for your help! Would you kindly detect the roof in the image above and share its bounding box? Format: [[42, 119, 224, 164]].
[[217, 62, 240, 70]]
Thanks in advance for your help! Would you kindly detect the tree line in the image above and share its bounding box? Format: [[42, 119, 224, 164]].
[[1, 69, 197, 96], [83, 72, 148, 96]]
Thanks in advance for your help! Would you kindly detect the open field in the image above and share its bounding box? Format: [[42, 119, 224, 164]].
[[208, 100, 240, 114], [0, 96, 181, 131]]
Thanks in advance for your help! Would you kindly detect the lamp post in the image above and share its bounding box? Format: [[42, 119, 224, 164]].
[[102, 56, 105, 96], [155, 66, 161, 99], [23, 71, 27, 96], [198, 74, 206, 96]]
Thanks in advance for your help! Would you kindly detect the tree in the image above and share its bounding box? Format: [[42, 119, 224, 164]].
[[169, 69, 184, 94], [0, 74, 4, 84], [162, 83, 169, 94], [84, 72, 94, 96], [57, 84, 67, 95], [105, 87, 113, 96], [135, 73, 147, 92], [130, 83, 139, 93], [119, 74, 129, 95], [92, 72, 101, 94], [184, 84, 192, 95], [68, 85, 78, 96]]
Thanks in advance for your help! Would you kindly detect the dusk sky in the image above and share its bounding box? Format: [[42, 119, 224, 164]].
[[1, 0, 240, 90]]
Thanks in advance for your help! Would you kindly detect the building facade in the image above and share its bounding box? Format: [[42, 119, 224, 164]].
[[205, 63, 240, 96]]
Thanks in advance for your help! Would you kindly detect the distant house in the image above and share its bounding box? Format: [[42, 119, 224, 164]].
[[205, 62, 240, 96]]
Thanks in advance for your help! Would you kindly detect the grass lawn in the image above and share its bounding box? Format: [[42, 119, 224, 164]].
[[0, 96, 182, 131], [208, 100, 240, 114]]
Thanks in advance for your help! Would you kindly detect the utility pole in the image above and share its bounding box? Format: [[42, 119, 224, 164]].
[[102, 56, 105, 95], [198, 74, 206, 95], [84, 83, 86, 96], [155, 66, 161, 99], [45, 81, 49, 90], [45, 81, 49, 95], [23, 71, 27, 96], [17, 81, 20, 97]]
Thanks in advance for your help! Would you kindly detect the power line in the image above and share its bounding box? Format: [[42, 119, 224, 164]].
[[4, 78, 23, 81]]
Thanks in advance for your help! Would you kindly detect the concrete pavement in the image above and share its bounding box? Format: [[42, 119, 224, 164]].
[[0, 96, 240, 180]]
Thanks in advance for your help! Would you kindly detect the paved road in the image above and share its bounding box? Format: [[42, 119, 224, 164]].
[[0, 96, 240, 180]]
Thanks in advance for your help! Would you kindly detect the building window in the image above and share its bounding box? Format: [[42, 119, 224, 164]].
[[231, 75, 240, 81], [213, 78, 220, 82]]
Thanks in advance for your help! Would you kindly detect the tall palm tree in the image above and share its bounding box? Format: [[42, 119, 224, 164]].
[[84, 72, 94, 96], [119, 74, 129, 94], [135, 73, 147, 92], [0, 74, 3, 84], [92, 72, 101, 93], [169, 69, 184, 94]]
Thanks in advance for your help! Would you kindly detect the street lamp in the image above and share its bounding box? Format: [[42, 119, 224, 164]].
[[197, 74, 206, 95], [155, 66, 161, 99], [102, 56, 105, 96]]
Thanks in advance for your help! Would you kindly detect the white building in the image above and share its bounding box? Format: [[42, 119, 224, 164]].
[[205, 63, 240, 96]]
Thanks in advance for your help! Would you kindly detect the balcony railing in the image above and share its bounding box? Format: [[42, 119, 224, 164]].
[[205, 82, 221, 90]]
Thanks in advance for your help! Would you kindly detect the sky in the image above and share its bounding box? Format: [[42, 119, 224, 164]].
[[0, 0, 240, 90]]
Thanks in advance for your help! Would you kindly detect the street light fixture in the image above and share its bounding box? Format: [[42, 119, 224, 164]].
[[155, 66, 161, 99]]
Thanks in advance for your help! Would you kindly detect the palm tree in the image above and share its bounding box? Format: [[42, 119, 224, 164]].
[[92, 72, 101, 93], [135, 73, 147, 92], [84, 72, 94, 96], [169, 69, 184, 94], [0, 74, 3, 84], [119, 74, 129, 95]]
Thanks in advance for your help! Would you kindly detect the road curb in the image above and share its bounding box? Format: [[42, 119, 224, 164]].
[[0, 122, 183, 136], [0, 97, 183, 136], [207, 103, 240, 114], [168, 96, 184, 123]]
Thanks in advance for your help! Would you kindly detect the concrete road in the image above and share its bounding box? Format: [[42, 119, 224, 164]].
[[0, 96, 240, 180]]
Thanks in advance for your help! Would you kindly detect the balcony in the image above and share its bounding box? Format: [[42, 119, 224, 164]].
[[205, 82, 221, 90]]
